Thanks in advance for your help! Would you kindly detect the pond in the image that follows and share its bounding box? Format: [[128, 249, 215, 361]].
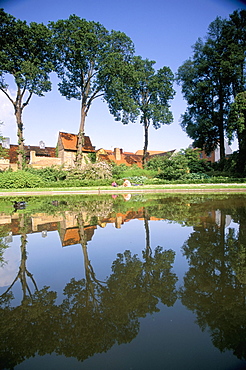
[[0, 193, 245, 370]]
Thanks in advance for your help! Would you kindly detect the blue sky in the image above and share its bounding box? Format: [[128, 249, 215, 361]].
[[0, 0, 245, 152]]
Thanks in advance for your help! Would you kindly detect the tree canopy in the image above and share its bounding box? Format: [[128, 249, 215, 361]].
[[228, 91, 246, 172], [177, 10, 246, 161], [0, 9, 54, 169], [49, 15, 135, 166], [108, 56, 175, 167]]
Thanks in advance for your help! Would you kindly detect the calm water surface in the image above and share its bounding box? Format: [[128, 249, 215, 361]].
[[0, 193, 245, 370]]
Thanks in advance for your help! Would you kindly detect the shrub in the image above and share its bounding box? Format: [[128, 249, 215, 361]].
[[125, 176, 148, 184], [67, 161, 112, 181], [180, 148, 211, 173], [26, 166, 67, 182], [185, 172, 210, 180], [0, 171, 44, 188], [211, 152, 243, 176], [114, 164, 156, 179], [155, 155, 189, 181], [111, 163, 128, 178], [147, 148, 212, 180], [147, 155, 172, 171], [41, 178, 113, 188]]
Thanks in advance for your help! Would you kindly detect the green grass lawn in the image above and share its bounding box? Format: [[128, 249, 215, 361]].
[[1, 183, 246, 196]]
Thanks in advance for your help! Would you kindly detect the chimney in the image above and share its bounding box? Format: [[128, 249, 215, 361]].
[[39, 141, 45, 149], [30, 150, 36, 164], [114, 148, 122, 161], [1, 137, 10, 149]]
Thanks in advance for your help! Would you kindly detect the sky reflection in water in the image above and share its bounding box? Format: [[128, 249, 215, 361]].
[[0, 193, 245, 370]]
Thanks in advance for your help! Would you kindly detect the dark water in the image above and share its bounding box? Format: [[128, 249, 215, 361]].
[[0, 193, 245, 370]]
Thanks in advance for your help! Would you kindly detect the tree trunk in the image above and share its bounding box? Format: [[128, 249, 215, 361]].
[[77, 214, 100, 309], [76, 102, 87, 167], [143, 208, 151, 260], [15, 103, 25, 170], [237, 126, 246, 173], [142, 117, 149, 168], [218, 83, 225, 160]]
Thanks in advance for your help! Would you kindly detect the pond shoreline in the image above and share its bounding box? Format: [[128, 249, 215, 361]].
[[1, 184, 246, 196]]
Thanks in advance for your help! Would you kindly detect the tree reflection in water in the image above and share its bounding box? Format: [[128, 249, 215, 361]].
[[0, 194, 245, 368], [180, 206, 246, 361], [0, 206, 178, 368]]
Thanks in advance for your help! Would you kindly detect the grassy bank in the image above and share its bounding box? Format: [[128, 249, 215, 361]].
[[1, 183, 246, 197]]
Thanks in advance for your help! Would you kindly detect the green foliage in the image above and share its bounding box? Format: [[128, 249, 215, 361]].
[[114, 164, 156, 179], [43, 179, 113, 188], [157, 157, 189, 181], [147, 153, 188, 181], [110, 56, 175, 165], [211, 151, 245, 176], [177, 10, 246, 158], [0, 122, 8, 159], [228, 91, 246, 173], [87, 152, 97, 163], [185, 173, 210, 180], [111, 163, 128, 178], [0, 10, 53, 95], [179, 148, 211, 173], [25, 166, 67, 182], [82, 162, 112, 180], [0, 171, 44, 188], [228, 92, 246, 139], [49, 15, 135, 164], [0, 9, 54, 169], [125, 176, 148, 184], [146, 149, 212, 181], [147, 154, 172, 171], [67, 162, 112, 181]]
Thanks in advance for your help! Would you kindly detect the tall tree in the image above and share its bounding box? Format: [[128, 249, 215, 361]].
[[49, 15, 135, 166], [0, 10, 54, 169], [228, 91, 246, 173], [177, 18, 229, 159], [177, 10, 246, 160], [110, 56, 175, 167], [222, 10, 246, 97]]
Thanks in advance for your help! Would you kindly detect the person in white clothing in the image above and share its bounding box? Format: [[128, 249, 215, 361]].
[[123, 179, 131, 187]]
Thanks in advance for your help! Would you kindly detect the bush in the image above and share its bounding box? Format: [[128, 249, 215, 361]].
[[155, 155, 189, 181], [111, 163, 128, 178], [0, 171, 44, 189], [147, 155, 171, 172], [211, 152, 243, 176], [113, 163, 156, 179], [180, 148, 211, 173], [67, 161, 112, 181], [41, 178, 113, 188], [147, 148, 212, 181], [26, 166, 67, 182], [125, 176, 148, 184], [185, 172, 210, 180]]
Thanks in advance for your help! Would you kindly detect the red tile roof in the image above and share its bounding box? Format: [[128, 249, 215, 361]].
[[59, 132, 95, 152], [8, 145, 56, 164], [149, 149, 176, 158], [135, 150, 176, 157], [62, 225, 96, 246], [98, 149, 143, 168]]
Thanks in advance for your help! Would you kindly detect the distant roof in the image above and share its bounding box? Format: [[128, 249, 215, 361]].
[[61, 226, 96, 247], [135, 150, 166, 156], [97, 148, 142, 167], [8, 145, 56, 164], [59, 132, 95, 152], [149, 149, 176, 158]]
